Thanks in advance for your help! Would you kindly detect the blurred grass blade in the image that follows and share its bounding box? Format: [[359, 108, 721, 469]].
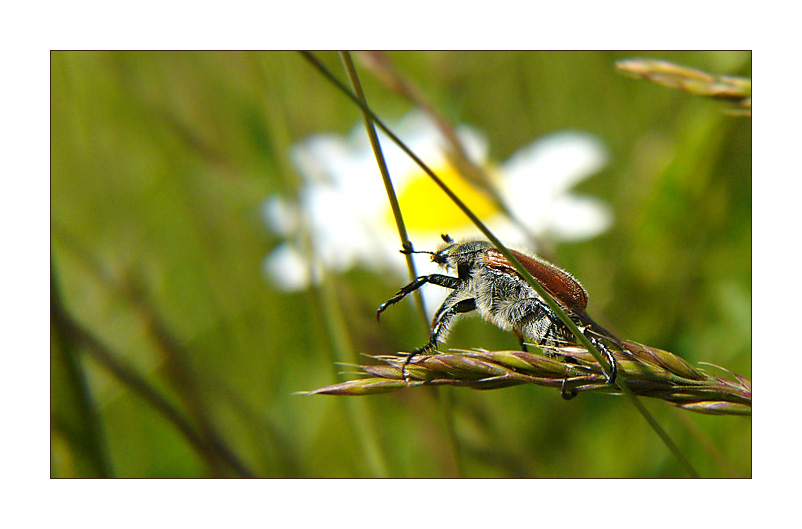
[[51, 237, 257, 478], [51, 263, 112, 478]]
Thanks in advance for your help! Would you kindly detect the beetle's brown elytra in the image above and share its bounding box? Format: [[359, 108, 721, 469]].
[[483, 248, 588, 310]]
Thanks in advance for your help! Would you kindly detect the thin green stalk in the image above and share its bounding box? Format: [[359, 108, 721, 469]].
[[51, 262, 113, 478], [339, 50, 461, 477], [300, 50, 700, 478], [338, 51, 429, 332]]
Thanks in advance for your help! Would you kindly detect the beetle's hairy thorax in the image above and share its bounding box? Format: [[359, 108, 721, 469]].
[[440, 243, 576, 346], [440, 240, 492, 272], [474, 265, 536, 329]]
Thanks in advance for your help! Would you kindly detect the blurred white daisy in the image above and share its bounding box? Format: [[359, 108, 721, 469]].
[[263, 111, 612, 301]]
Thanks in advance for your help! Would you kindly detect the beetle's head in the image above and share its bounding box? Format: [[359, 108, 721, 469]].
[[401, 234, 489, 271], [431, 233, 458, 266], [399, 234, 458, 267]]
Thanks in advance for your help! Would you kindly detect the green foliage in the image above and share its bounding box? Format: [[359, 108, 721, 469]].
[[51, 51, 751, 478]]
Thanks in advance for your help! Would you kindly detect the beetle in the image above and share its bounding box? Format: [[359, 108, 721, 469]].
[[376, 234, 618, 392]]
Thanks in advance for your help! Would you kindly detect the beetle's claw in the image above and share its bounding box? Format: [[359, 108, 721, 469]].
[[401, 343, 437, 383], [561, 377, 578, 400]]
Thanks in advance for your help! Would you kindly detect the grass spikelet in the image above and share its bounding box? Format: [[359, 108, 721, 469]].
[[303, 341, 751, 416], [615, 58, 751, 116]]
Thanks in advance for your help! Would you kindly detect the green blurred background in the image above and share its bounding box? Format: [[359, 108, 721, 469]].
[[51, 51, 751, 478]]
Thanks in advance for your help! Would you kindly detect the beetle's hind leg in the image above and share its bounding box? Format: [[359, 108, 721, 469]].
[[583, 331, 617, 385], [523, 301, 618, 386], [506, 298, 619, 394], [560, 378, 579, 400]]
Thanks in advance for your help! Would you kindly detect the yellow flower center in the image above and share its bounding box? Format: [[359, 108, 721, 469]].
[[386, 162, 500, 236]]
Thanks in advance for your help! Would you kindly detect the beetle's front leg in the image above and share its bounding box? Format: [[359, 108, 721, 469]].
[[509, 298, 618, 389], [376, 274, 463, 320], [428, 297, 477, 349]]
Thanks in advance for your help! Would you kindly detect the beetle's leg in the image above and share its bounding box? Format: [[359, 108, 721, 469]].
[[583, 331, 617, 385], [560, 377, 578, 400], [410, 296, 477, 356], [533, 306, 581, 400], [504, 297, 616, 392], [376, 274, 462, 321], [402, 297, 476, 381], [504, 298, 557, 344], [547, 317, 617, 385], [429, 297, 477, 346]]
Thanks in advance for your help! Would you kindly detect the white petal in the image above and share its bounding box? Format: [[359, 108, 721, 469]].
[[545, 196, 614, 240], [377, 111, 447, 177], [301, 185, 365, 270], [290, 134, 351, 185], [262, 196, 298, 236], [502, 131, 608, 200], [456, 125, 489, 164], [499, 132, 609, 238], [374, 111, 489, 188], [263, 243, 313, 291]]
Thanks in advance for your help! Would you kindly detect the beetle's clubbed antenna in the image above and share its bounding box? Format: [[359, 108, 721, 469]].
[[399, 248, 435, 257]]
